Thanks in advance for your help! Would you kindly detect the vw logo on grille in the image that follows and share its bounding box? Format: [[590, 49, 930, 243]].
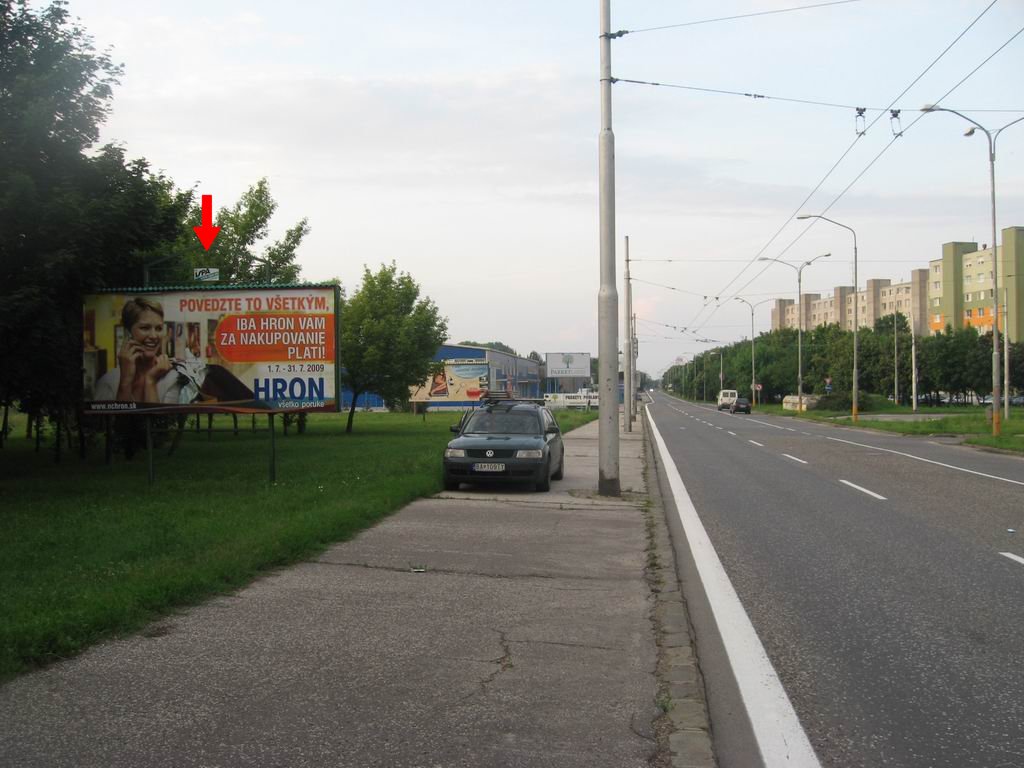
[[485, 450, 494, 458]]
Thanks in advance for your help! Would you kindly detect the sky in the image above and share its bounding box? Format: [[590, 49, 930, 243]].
[[56, 0, 1024, 378]]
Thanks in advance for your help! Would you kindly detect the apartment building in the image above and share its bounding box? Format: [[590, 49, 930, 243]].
[[770, 271, 928, 334], [768, 226, 1024, 342], [927, 227, 1024, 343]]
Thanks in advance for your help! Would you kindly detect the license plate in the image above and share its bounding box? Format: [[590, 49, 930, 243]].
[[473, 462, 505, 472]]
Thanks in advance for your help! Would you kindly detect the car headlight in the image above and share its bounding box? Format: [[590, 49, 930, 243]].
[[444, 448, 466, 458], [515, 449, 543, 459]]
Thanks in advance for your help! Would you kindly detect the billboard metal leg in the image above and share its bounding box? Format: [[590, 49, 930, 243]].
[[269, 413, 276, 484], [146, 416, 155, 485], [105, 416, 112, 465]]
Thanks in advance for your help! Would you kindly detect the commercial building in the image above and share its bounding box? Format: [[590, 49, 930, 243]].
[[409, 343, 542, 410], [768, 226, 1024, 342]]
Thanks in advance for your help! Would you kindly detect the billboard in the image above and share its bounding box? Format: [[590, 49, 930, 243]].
[[545, 352, 590, 378], [409, 359, 490, 404], [82, 286, 340, 414]]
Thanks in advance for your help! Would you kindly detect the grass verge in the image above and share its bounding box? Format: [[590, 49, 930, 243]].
[[1, 408, 596, 681]]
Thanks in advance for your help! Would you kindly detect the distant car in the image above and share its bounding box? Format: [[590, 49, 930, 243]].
[[443, 400, 565, 492], [729, 397, 751, 414], [1010, 395, 1024, 406], [716, 389, 738, 410]]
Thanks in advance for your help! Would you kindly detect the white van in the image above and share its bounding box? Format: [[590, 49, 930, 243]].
[[716, 389, 738, 410]]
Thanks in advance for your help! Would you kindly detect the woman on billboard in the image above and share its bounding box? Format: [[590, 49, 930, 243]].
[[93, 297, 182, 403]]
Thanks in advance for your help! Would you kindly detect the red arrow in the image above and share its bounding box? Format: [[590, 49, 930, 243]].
[[193, 194, 221, 251]]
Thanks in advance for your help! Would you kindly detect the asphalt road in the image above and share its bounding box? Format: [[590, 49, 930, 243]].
[[648, 393, 1024, 768]]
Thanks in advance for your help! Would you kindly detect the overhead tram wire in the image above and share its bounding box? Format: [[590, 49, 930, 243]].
[[702, 0, 998, 305], [676, 0, 1002, 337], [613, 78, 1023, 114], [616, 0, 862, 36], [714, 21, 1024, 317]]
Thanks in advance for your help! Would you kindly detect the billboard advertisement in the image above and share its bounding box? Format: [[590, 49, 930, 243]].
[[410, 359, 490, 404], [82, 286, 340, 414], [545, 352, 590, 378]]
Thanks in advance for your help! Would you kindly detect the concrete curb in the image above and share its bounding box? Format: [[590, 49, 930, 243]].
[[640, 410, 718, 768]]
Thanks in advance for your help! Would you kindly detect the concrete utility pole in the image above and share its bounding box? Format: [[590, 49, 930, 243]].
[[736, 297, 770, 405], [1004, 286, 1011, 421], [911, 316, 919, 413], [922, 106, 1024, 435], [597, 0, 620, 495], [760, 253, 830, 412], [626, 311, 634, 421], [894, 315, 899, 405], [797, 215, 859, 421], [623, 236, 633, 433]]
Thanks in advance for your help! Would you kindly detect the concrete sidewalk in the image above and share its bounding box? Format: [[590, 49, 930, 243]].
[[0, 415, 714, 768]]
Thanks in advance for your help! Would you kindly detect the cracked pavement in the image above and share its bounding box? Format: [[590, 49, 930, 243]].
[[0, 420, 671, 768]]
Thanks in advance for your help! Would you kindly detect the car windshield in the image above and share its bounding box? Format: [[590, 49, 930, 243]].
[[464, 409, 540, 435]]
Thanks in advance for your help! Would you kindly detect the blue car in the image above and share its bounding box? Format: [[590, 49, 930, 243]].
[[443, 400, 565, 492]]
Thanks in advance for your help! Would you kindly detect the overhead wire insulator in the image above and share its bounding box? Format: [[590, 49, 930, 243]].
[[890, 109, 903, 137], [855, 107, 867, 135]]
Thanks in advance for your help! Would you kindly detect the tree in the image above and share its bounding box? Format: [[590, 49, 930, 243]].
[[0, 3, 191, 436], [339, 264, 447, 432], [458, 340, 518, 356], [527, 350, 543, 363]]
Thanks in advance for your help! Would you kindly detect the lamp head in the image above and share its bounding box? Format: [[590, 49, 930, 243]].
[[964, 127, 976, 137], [796, 214, 812, 220], [921, 103, 937, 112]]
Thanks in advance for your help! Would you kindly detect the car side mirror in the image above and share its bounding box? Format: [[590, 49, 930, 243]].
[[546, 425, 560, 434], [450, 425, 460, 433]]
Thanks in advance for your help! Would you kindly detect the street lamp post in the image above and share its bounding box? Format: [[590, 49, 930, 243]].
[[735, 297, 771, 405], [921, 105, 1024, 436], [797, 214, 859, 421], [1004, 281, 1014, 421], [759, 253, 830, 412]]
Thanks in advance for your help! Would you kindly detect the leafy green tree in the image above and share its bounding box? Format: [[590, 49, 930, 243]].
[[458, 340, 518, 356], [155, 178, 308, 285], [0, 2, 190, 438], [339, 264, 448, 432], [527, 350, 543, 363]]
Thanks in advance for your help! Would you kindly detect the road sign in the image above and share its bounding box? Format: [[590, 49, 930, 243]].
[[756, 383, 763, 391], [194, 267, 220, 282]]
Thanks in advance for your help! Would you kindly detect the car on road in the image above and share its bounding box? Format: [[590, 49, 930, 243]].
[[716, 389, 738, 410], [443, 399, 565, 492], [729, 397, 751, 414]]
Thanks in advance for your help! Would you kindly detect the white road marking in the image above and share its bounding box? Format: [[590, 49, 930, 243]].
[[748, 418, 787, 430], [825, 436, 1024, 488], [679, 427, 686, 430], [999, 552, 1024, 567], [728, 431, 737, 436], [802, 432, 811, 436], [749, 440, 765, 447], [716, 426, 724, 430], [646, 408, 822, 768], [785, 427, 797, 432], [839, 479, 887, 500], [782, 453, 808, 464]]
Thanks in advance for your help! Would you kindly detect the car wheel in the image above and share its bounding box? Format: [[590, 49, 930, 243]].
[[552, 452, 564, 480], [443, 476, 460, 491], [536, 462, 551, 492]]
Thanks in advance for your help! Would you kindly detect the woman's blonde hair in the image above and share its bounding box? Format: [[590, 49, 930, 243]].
[[121, 296, 164, 329]]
